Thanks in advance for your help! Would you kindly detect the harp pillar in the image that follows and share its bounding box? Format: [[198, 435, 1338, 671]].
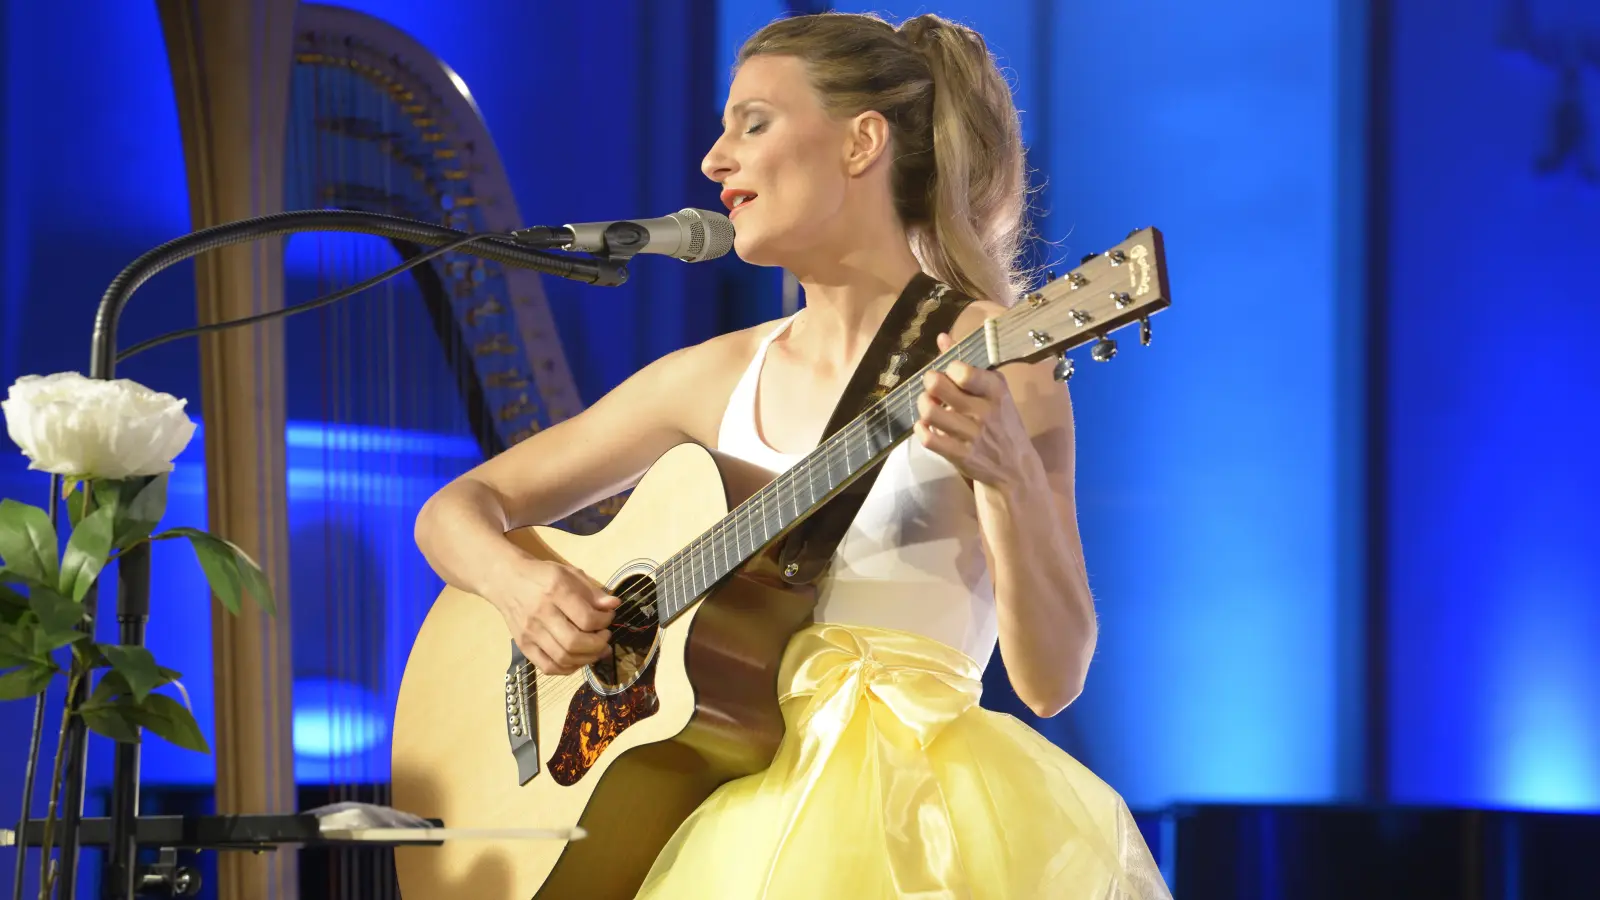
[[156, 2, 300, 899]]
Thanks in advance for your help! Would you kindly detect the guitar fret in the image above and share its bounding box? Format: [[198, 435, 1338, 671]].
[[666, 567, 683, 618], [692, 541, 706, 600], [650, 331, 996, 627], [732, 498, 746, 562], [791, 472, 804, 520], [754, 486, 768, 548]]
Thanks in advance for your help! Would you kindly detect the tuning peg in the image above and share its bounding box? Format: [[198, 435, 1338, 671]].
[[1080, 252, 1097, 265], [1052, 352, 1074, 382], [1045, 270, 1059, 282], [1091, 337, 1118, 362], [1140, 316, 1152, 346], [1104, 250, 1126, 266]]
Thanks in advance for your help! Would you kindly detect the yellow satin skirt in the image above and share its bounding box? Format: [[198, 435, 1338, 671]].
[[635, 623, 1173, 899]]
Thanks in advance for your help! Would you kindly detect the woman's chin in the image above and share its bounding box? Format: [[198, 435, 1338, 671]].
[[731, 231, 784, 268]]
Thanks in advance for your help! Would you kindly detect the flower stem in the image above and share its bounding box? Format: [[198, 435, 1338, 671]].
[[10, 691, 47, 900], [36, 665, 82, 900]]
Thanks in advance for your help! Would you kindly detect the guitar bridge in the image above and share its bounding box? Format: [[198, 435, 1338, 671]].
[[505, 645, 541, 785]]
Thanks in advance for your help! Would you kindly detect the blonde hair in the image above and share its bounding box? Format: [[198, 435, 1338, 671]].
[[737, 12, 1029, 305]]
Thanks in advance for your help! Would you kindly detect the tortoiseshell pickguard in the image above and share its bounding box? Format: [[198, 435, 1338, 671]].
[[546, 653, 660, 786]]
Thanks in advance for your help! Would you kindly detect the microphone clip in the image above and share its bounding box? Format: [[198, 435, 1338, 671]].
[[510, 222, 648, 257], [507, 222, 640, 286]]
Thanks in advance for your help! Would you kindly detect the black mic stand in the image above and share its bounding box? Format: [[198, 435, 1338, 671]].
[[11, 209, 629, 900]]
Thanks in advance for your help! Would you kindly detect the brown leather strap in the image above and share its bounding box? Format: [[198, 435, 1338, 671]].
[[776, 272, 973, 585]]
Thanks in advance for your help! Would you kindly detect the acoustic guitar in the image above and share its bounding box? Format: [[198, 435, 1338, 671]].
[[390, 228, 1171, 898]]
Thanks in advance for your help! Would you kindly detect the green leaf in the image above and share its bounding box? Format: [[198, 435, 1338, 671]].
[[0, 622, 38, 667], [66, 482, 93, 529], [129, 692, 210, 753], [74, 640, 112, 669], [115, 475, 169, 549], [59, 504, 115, 601], [89, 669, 127, 705], [0, 580, 27, 625], [155, 527, 241, 614], [31, 629, 84, 656], [235, 554, 276, 617], [89, 662, 183, 704], [89, 476, 169, 550], [0, 499, 59, 589], [28, 587, 81, 632], [27, 587, 86, 654], [80, 699, 143, 743], [0, 663, 56, 700], [154, 527, 276, 616], [101, 645, 164, 703]]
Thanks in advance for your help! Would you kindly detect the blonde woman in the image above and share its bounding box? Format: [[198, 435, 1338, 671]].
[[416, 11, 1171, 898]]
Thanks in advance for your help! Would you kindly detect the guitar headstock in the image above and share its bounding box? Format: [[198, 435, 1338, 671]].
[[981, 227, 1170, 379]]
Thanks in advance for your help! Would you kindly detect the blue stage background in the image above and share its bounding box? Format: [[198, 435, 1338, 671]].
[[1, 0, 1596, 893]]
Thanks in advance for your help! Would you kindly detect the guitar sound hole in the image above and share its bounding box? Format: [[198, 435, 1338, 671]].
[[586, 573, 660, 695]]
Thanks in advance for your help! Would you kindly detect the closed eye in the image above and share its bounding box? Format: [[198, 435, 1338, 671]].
[[745, 121, 767, 135]]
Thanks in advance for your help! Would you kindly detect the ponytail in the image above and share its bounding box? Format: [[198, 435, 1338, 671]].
[[898, 15, 1028, 305]]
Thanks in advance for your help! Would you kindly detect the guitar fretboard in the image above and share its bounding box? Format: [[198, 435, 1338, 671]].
[[653, 328, 990, 622]]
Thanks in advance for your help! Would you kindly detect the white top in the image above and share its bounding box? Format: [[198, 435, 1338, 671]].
[[715, 316, 999, 669]]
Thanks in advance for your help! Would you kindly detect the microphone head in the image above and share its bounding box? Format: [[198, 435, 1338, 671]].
[[669, 208, 735, 262]]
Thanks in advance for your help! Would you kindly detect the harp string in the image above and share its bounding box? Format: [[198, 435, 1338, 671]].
[[278, 12, 617, 896]]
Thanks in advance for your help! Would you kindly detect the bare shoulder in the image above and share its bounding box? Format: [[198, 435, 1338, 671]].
[[647, 316, 788, 445]]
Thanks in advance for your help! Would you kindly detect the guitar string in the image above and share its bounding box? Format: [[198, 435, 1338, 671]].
[[516, 319, 1012, 714], [556, 297, 1071, 643], [514, 331, 986, 716], [519, 366, 945, 719], [513, 292, 1137, 712], [514, 291, 1127, 718], [512, 300, 1105, 715]]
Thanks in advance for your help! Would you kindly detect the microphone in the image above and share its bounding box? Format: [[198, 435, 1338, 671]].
[[510, 208, 735, 262]]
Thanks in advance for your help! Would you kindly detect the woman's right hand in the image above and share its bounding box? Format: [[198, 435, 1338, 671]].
[[486, 556, 619, 675]]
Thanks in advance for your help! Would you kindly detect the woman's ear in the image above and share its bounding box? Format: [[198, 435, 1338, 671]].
[[844, 110, 892, 176]]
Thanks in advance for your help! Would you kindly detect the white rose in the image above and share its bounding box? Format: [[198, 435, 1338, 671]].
[[2, 372, 197, 479]]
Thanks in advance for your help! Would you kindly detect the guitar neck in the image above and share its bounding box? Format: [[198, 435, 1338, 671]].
[[654, 328, 991, 622]]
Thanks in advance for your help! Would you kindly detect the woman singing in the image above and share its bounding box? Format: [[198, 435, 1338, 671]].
[[415, 11, 1171, 898]]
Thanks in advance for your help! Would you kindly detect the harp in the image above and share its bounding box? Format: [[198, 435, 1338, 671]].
[[156, 2, 617, 897]]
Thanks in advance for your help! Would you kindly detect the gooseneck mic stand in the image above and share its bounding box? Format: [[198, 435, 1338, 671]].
[[11, 209, 633, 900]]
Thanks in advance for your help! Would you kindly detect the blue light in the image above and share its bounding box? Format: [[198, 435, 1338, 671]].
[[1384, 0, 1600, 813], [1036, 0, 1346, 809], [292, 677, 391, 759], [1485, 561, 1600, 811], [285, 420, 480, 458]]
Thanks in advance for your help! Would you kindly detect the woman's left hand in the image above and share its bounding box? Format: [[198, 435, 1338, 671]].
[[913, 332, 1033, 490]]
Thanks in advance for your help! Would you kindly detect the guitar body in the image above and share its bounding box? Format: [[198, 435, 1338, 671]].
[[391, 443, 816, 899]]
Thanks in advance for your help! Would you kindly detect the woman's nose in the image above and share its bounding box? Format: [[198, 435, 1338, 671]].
[[702, 135, 737, 183]]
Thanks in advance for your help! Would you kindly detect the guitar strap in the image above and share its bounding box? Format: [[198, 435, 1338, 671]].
[[776, 272, 973, 586]]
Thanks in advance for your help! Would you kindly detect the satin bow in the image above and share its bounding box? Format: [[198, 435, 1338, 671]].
[[774, 623, 986, 896]]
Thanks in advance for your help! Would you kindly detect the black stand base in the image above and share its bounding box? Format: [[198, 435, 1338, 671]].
[[7, 811, 443, 898]]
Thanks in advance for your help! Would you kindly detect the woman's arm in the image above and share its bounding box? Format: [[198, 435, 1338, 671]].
[[413, 325, 761, 672], [914, 303, 1097, 717]]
